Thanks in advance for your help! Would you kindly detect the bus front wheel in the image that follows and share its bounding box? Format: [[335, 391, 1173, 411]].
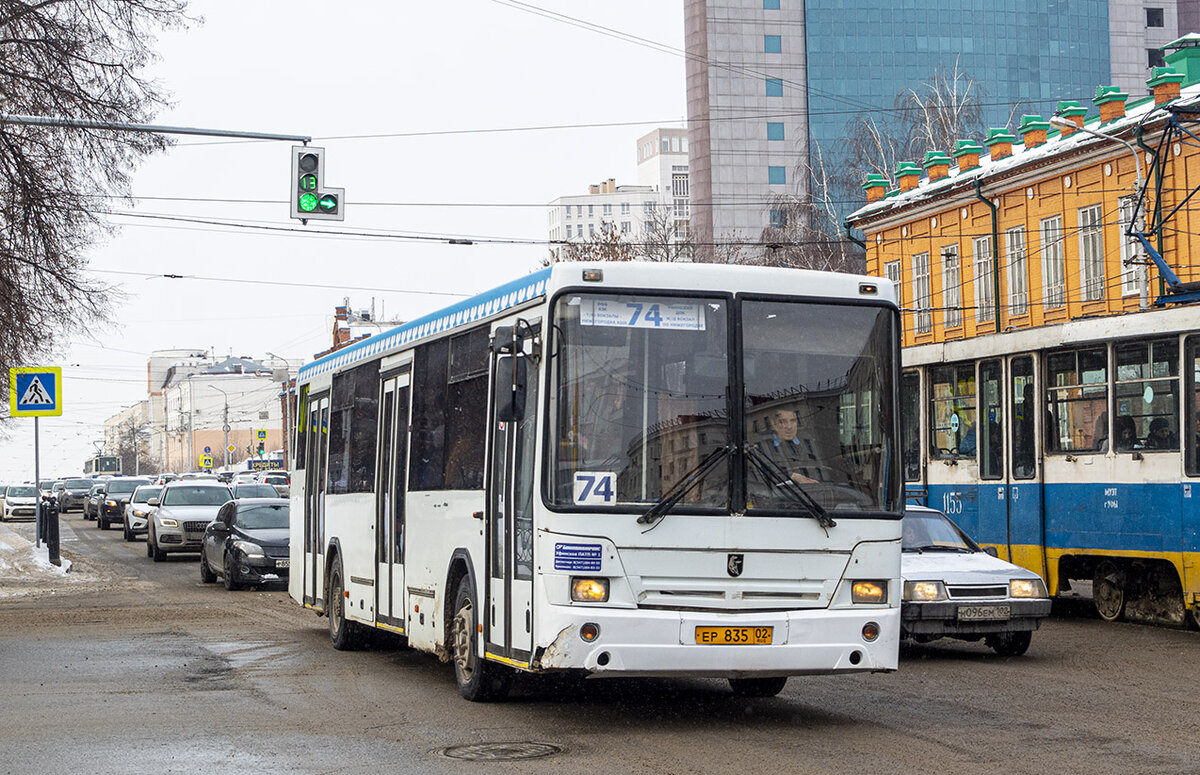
[[451, 576, 512, 702], [327, 561, 362, 651]]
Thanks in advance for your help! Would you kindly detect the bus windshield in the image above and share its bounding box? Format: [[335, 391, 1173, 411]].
[[550, 293, 898, 515]]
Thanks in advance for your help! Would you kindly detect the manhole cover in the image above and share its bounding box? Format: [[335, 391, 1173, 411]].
[[440, 742, 563, 761]]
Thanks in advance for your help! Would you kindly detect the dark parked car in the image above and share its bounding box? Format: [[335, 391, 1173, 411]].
[[84, 483, 107, 520], [97, 477, 152, 530], [58, 478, 93, 513], [200, 498, 290, 589]]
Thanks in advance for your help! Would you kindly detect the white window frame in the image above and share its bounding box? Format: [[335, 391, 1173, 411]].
[[1078, 204, 1105, 302], [1040, 215, 1066, 308], [912, 251, 932, 334], [1118, 197, 1140, 296], [1006, 226, 1028, 315], [972, 235, 995, 323], [942, 245, 962, 328]]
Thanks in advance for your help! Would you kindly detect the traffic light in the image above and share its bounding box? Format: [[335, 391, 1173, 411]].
[[289, 146, 345, 222], [257, 441, 265, 456]]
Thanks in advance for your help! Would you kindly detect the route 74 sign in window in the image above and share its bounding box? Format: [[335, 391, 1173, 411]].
[[9, 367, 62, 417]]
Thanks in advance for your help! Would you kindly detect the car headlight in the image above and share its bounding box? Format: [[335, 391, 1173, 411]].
[[233, 540, 265, 558], [132, 509, 148, 517], [159, 518, 178, 528], [851, 580, 888, 604], [570, 578, 609, 602], [903, 580, 948, 601], [1009, 578, 1048, 598], [105, 500, 117, 507]]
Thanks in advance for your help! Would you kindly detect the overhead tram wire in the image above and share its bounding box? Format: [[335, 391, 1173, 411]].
[[91, 267, 472, 299]]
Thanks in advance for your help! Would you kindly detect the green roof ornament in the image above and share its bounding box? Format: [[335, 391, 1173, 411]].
[[1147, 67, 1185, 87], [1094, 85, 1129, 105], [922, 151, 952, 168], [953, 140, 983, 157], [1018, 115, 1050, 135], [895, 161, 922, 177], [984, 128, 1016, 146]]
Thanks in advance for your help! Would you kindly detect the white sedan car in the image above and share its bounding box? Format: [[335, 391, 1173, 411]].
[[901, 506, 1052, 656]]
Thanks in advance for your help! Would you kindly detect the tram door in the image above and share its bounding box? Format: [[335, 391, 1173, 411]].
[[1006, 355, 1046, 579], [485, 323, 539, 665], [375, 371, 410, 630], [303, 393, 330, 609], [975, 360, 1008, 555]]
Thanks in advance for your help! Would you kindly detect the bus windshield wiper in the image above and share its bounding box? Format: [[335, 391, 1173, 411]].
[[744, 445, 836, 529], [638, 445, 731, 530]]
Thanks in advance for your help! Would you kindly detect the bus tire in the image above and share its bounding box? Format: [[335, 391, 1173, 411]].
[[327, 560, 362, 650], [451, 576, 511, 702], [1093, 560, 1125, 622], [728, 676, 787, 698]]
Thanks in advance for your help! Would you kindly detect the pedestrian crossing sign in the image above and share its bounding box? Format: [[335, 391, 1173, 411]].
[[9, 367, 62, 417]]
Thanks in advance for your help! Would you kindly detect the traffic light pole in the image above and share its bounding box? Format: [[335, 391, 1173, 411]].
[[0, 114, 311, 144]]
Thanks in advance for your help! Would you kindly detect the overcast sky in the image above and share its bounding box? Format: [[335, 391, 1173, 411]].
[[1, 0, 686, 482]]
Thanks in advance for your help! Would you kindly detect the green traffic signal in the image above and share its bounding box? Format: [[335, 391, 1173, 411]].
[[298, 192, 319, 212], [318, 194, 339, 213]]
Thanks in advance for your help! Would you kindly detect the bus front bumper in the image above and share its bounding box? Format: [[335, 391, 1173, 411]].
[[535, 606, 900, 677]]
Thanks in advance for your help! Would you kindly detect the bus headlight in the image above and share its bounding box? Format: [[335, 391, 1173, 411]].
[[571, 578, 609, 603], [903, 581, 947, 601], [851, 580, 887, 604], [1009, 578, 1048, 598]]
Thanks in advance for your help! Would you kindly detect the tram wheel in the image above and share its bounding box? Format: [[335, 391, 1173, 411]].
[[451, 576, 512, 702], [1093, 560, 1126, 622]]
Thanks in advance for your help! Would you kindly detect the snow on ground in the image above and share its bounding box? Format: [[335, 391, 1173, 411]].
[[0, 521, 124, 600]]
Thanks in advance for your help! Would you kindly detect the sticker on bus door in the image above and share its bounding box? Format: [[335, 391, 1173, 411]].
[[574, 472, 616, 506]]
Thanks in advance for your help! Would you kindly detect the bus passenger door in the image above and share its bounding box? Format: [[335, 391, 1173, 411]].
[[304, 393, 330, 609], [486, 322, 539, 665], [376, 372, 410, 630], [1007, 355, 1047, 581]]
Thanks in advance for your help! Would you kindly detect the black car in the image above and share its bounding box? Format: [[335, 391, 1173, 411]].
[[97, 477, 152, 530], [84, 483, 107, 520], [58, 478, 93, 513], [200, 498, 289, 590]]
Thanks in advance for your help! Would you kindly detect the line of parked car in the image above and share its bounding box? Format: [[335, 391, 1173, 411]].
[[1, 470, 292, 592]]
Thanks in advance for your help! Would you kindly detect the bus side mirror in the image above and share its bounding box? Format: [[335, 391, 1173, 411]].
[[495, 354, 527, 423]]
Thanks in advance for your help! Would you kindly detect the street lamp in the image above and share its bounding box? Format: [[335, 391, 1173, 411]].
[[1048, 114, 1148, 309], [265, 351, 291, 465], [208, 384, 232, 469]]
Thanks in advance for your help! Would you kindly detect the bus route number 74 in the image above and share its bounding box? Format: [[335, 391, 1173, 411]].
[[574, 472, 616, 506]]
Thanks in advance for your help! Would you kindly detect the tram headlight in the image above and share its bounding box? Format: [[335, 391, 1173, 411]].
[[903, 581, 947, 601], [1009, 578, 1048, 598], [851, 580, 887, 604], [571, 577, 609, 603]]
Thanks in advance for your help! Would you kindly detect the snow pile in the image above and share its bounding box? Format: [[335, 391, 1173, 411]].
[[0, 523, 80, 599]]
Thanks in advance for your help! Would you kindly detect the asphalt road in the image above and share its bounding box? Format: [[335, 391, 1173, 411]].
[[1, 511, 1197, 774]]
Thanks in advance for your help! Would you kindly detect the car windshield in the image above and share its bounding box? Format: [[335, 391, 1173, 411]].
[[234, 484, 278, 499], [902, 510, 979, 553], [107, 479, 149, 495], [38, 481, 54, 489], [235, 503, 289, 530], [65, 479, 91, 489], [163, 486, 231, 506], [132, 486, 161, 503], [8, 486, 35, 497]]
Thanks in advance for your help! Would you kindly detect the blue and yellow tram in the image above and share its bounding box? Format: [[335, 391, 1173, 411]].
[[902, 305, 1200, 626]]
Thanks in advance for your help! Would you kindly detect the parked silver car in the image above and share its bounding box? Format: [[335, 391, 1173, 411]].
[[146, 482, 232, 562]]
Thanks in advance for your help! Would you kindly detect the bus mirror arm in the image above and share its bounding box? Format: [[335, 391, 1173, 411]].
[[495, 354, 527, 423]]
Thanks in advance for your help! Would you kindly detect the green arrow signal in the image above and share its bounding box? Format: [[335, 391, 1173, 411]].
[[317, 194, 339, 213]]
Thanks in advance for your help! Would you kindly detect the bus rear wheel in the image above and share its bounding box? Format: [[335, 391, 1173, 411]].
[[728, 676, 787, 698], [451, 576, 511, 702], [1093, 560, 1125, 622]]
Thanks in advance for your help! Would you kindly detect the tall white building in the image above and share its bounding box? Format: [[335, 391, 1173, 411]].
[[547, 128, 690, 253]]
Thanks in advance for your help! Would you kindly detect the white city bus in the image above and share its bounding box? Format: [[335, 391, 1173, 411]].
[[289, 262, 903, 701]]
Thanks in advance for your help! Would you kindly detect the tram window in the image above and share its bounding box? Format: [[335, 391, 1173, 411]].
[[328, 360, 380, 494], [1114, 339, 1179, 452], [979, 360, 1002, 479], [1011, 356, 1035, 479], [1045, 347, 1107, 454], [901, 371, 921, 481], [1186, 337, 1200, 475], [929, 363, 976, 459]]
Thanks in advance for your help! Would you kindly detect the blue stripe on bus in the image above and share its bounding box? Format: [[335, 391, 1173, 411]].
[[299, 267, 553, 382], [921, 481, 1194, 555]]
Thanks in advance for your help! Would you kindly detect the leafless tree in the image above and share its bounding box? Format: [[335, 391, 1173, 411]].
[[754, 144, 865, 273], [835, 59, 993, 200], [0, 0, 192, 397], [546, 206, 748, 265]]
